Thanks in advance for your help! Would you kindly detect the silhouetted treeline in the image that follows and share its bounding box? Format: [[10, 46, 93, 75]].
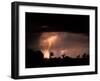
[[26, 49, 89, 68]]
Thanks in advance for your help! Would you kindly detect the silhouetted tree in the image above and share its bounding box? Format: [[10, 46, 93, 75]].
[[26, 49, 44, 68], [82, 53, 87, 58], [77, 55, 80, 58], [50, 52, 54, 59], [62, 54, 66, 58]]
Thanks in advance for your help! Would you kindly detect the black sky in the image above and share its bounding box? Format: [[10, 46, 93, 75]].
[[26, 12, 89, 33]]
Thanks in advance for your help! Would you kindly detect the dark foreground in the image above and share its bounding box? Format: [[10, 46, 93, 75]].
[[26, 49, 89, 68]]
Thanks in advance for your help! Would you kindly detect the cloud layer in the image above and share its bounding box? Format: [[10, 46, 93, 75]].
[[39, 32, 89, 58]]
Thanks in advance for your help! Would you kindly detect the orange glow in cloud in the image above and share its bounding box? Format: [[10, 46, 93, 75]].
[[40, 33, 58, 59], [39, 32, 89, 58]]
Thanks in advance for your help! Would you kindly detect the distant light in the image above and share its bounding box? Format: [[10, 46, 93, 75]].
[[41, 25, 48, 28]]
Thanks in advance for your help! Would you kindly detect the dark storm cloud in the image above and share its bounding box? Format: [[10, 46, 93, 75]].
[[26, 12, 89, 33]]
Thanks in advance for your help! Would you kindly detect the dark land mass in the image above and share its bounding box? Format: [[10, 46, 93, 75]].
[[26, 49, 89, 68]]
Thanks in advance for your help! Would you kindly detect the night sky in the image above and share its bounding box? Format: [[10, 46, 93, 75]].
[[25, 12, 89, 58]]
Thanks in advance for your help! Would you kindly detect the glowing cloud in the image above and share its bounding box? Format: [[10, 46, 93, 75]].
[[39, 32, 89, 58], [40, 32, 58, 58]]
